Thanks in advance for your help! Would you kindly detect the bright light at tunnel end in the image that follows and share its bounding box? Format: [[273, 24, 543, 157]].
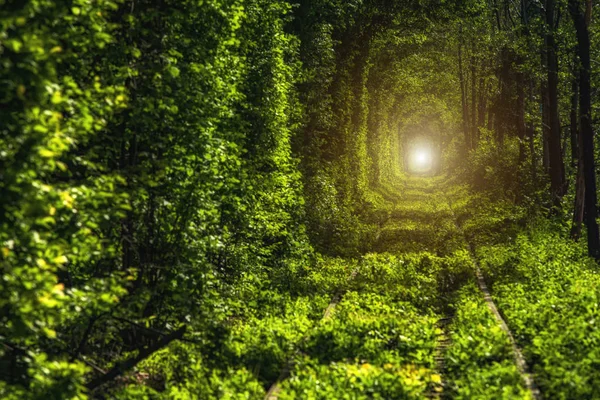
[[406, 146, 435, 174], [415, 150, 430, 166]]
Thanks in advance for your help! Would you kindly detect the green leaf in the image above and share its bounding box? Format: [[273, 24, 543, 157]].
[[168, 66, 180, 78]]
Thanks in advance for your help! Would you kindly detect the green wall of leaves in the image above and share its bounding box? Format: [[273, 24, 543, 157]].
[[0, 0, 458, 396]]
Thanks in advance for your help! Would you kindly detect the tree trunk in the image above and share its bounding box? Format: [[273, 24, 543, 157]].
[[471, 52, 477, 149], [496, 48, 510, 147], [569, 0, 600, 258], [545, 0, 567, 205], [516, 73, 527, 164], [528, 83, 537, 181], [487, 102, 494, 134], [570, 66, 579, 167], [528, 122, 536, 179], [458, 32, 470, 149], [477, 76, 487, 142], [572, 134, 585, 238], [541, 82, 550, 173]]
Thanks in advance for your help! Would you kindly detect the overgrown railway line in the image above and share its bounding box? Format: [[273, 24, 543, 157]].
[[446, 195, 541, 400], [263, 177, 540, 398], [264, 268, 360, 400], [427, 315, 452, 399]]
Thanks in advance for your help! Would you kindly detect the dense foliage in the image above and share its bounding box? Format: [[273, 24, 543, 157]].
[[3, 0, 600, 398], [1, 0, 309, 396]]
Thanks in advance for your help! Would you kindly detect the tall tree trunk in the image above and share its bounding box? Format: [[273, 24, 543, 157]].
[[570, 64, 579, 167], [496, 48, 510, 147], [528, 121, 536, 179], [569, 0, 600, 258], [487, 102, 494, 133], [471, 51, 478, 149], [528, 83, 537, 181], [458, 31, 470, 149], [545, 0, 567, 205], [572, 132, 585, 238], [477, 76, 487, 137], [541, 82, 551, 173], [516, 72, 527, 164]]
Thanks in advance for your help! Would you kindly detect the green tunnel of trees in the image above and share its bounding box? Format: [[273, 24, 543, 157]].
[[2, 0, 600, 397]]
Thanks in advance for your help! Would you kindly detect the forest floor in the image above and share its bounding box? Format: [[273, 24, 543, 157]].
[[145, 174, 600, 399], [263, 175, 537, 399]]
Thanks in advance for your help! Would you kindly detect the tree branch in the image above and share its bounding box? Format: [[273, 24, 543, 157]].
[[86, 325, 186, 391]]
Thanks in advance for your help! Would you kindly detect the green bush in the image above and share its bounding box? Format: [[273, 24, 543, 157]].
[[479, 228, 600, 399]]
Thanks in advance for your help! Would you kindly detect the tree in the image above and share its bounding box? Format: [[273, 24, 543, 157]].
[[568, 0, 600, 258], [544, 0, 567, 205]]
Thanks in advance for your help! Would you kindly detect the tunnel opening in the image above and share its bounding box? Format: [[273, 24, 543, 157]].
[[402, 128, 442, 176]]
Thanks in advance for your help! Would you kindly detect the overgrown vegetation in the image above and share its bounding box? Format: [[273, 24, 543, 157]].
[[2, 0, 600, 397]]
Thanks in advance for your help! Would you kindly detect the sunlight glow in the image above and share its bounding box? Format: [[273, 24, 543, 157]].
[[406, 144, 435, 174], [413, 149, 431, 168], [415, 150, 429, 166]]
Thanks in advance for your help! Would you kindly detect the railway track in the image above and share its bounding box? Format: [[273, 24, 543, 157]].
[[445, 195, 541, 400], [264, 267, 360, 400], [427, 315, 453, 399]]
